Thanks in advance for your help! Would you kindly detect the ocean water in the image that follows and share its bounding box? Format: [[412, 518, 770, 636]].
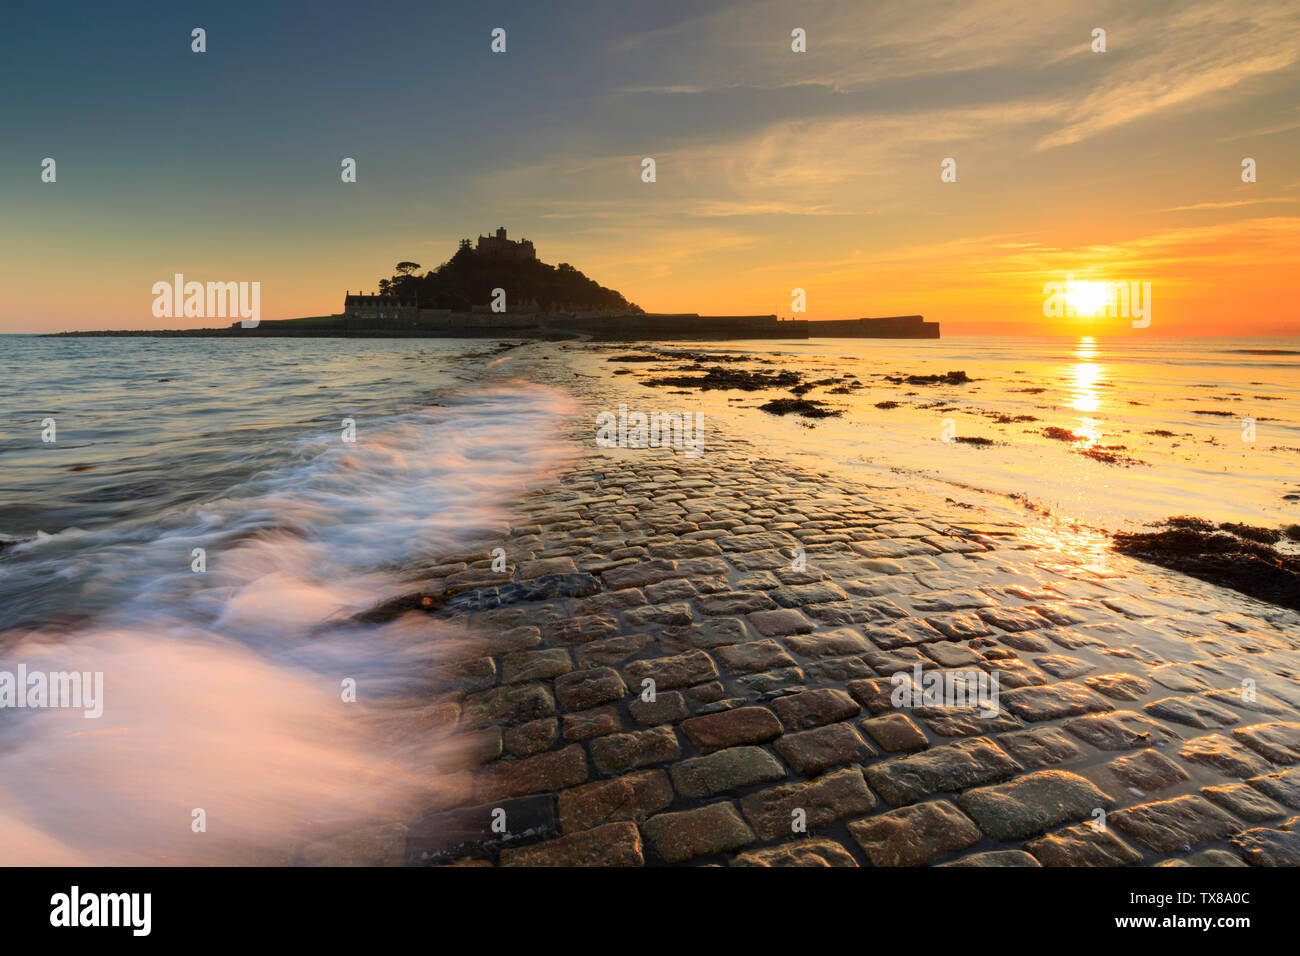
[[0, 332, 1296, 863], [0, 336, 579, 864], [583, 335, 1300, 534]]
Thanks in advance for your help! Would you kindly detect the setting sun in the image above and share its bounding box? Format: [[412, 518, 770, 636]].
[[1066, 280, 1113, 316]]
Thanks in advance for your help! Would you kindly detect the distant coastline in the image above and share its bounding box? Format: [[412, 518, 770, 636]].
[[46, 229, 940, 340], [47, 313, 940, 341]]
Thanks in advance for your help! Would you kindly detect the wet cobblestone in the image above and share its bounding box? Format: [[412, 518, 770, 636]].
[[327, 375, 1300, 865]]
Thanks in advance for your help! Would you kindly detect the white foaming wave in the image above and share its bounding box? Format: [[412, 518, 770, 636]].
[[0, 381, 580, 865]]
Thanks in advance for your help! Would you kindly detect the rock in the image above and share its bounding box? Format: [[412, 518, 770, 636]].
[[1144, 695, 1240, 730], [1034, 655, 1094, 679], [920, 613, 994, 641], [783, 627, 872, 659], [648, 539, 724, 559], [1063, 710, 1182, 750], [866, 737, 1023, 806], [978, 606, 1050, 632], [1111, 795, 1243, 854], [434, 655, 497, 692], [921, 642, 986, 668], [554, 667, 628, 710], [557, 770, 674, 833], [1084, 673, 1152, 701], [730, 838, 859, 867], [561, 706, 621, 741], [860, 713, 930, 752], [500, 648, 573, 684], [664, 617, 750, 649], [769, 582, 850, 607], [1233, 722, 1300, 764], [1024, 824, 1144, 866], [601, 559, 681, 590], [774, 723, 875, 775], [1200, 784, 1286, 822], [680, 706, 784, 753], [958, 770, 1114, 840], [644, 579, 699, 603], [998, 727, 1081, 767], [624, 602, 694, 627], [1178, 734, 1273, 778], [504, 718, 559, 756], [574, 633, 654, 668], [1229, 826, 1300, 866], [1248, 768, 1300, 809], [670, 746, 788, 797], [696, 591, 779, 615], [847, 799, 981, 866], [770, 688, 861, 729], [727, 549, 790, 571], [1001, 682, 1113, 721], [461, 683, 555, 728], [739, 766, 878, 840], [746, 608, 816, 636], [847, 675, 915, 713], [473, 744, 589, 802], [624, 650, 719, 689], [1158, 849, 1248, 867], [804, 655, 875, 682], [479, 625, 543, 654], [642, 802, 756, 863], [628, 690, 688, 725], [518, 556, 578, 580], [589, 726, 680, 774], [736, 667, 805, 692], [715, 640, 798, 674], [1107, 748, 1189, 791], [547, 614, 620, 644], [500, 821, 644, 866], [917, 706, 1021, 737], [940, 850, 1041, 867], [685, 680, 726, 703]]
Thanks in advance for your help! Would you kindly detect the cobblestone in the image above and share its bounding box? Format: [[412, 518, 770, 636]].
[[403, 400, 1300, 866]]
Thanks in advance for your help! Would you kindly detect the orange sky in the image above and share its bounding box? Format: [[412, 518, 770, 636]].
[[3, 0, 1298, 336]]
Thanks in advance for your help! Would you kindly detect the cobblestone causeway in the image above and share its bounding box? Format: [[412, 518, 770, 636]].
[[322, 347, 1300, 867]]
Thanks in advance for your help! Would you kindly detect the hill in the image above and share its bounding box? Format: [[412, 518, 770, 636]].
[[376, 239, 642, 313]]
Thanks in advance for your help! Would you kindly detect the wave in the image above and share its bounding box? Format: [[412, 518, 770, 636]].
[[0, 381, 579, 865]]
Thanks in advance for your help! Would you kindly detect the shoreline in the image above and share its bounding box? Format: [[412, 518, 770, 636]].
[[316, 342, 1300, 866]]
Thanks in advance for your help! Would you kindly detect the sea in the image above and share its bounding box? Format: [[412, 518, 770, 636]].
[[0, 332, 1295, 863], [0, 335, 579, 864], [581, 335, 1300, 534]]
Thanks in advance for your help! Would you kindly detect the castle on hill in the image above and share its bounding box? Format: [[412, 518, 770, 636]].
[[464, 226, 535, 261], [334, 227, 937, 338]]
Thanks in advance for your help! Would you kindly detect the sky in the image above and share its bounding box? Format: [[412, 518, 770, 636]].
[[2, 0, 1298, 335]]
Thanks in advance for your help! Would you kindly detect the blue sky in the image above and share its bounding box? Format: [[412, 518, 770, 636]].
[[2, 0, 1298, 333]]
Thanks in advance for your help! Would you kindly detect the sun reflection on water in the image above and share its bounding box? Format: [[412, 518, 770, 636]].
[[1019, 521, 1115, 576]]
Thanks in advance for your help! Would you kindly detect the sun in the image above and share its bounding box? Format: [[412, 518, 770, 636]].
[[1066, 280, 1111, 316]]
